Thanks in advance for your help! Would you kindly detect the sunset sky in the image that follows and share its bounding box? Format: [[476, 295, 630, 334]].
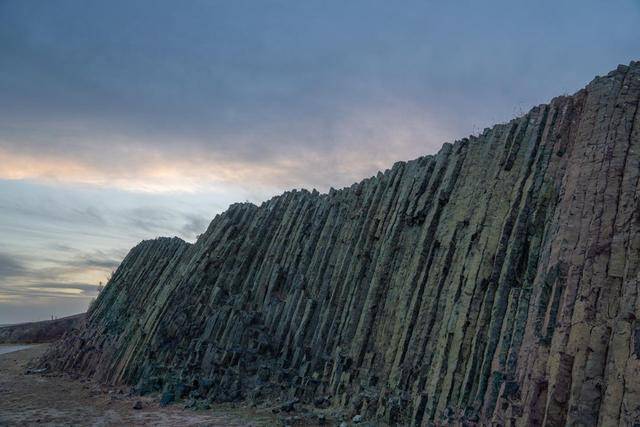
[[1, 0, 639, 323]]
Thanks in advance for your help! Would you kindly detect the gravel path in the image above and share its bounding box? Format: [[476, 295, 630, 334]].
[[0, 344, 33, 355], [0, 345, 278, 426]]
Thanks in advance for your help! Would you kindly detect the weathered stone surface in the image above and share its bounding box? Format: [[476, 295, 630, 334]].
[[43, 61, 640, 425]]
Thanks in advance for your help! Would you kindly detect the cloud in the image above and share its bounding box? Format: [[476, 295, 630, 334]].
[[1, 0, 639, 324], [0, 252, 28, 278], [64, 251, 122, 272], [0, 249, 118, 305], [27, 282, 100, 296], [118, 206, 212, 241], [0, 282, 99, 298], [1, 0, 638, 202], [0, 177, 216, 322], [181, 214, 209, 239], [0, 102, 456, 196]]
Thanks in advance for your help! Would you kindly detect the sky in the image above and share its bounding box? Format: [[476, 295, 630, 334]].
[[1, 0, 639, 324]]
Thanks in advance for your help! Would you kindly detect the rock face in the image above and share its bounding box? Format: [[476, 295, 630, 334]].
[[44, 62, 640, 425]]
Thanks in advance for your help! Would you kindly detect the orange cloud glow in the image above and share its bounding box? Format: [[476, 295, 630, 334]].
[[0, 106, 454, 194]]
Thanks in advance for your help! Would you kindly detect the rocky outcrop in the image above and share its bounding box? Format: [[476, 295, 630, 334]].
[[44, 62, 640, 425], [0, 313, 84, 344]]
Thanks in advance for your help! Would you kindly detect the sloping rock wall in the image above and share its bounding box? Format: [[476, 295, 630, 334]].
[[45, 62, 640, 426]]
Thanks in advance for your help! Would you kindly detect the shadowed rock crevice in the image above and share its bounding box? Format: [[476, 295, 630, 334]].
[[44, 62, 640, 426]]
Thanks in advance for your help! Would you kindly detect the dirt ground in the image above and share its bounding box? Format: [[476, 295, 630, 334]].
[[0, 345, 279, 426]]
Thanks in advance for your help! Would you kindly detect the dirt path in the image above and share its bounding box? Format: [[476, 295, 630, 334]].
[[0, 344, 33, 355], [0, 345, 278, 426]]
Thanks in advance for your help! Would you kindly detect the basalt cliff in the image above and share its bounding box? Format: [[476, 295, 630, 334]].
[[44, 62, 640, 426]]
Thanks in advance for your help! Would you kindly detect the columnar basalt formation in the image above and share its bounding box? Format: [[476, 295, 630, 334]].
[[45, 62, 640, 426]]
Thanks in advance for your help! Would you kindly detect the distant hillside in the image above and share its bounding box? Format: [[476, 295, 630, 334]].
[[0, 314, 85, 344]]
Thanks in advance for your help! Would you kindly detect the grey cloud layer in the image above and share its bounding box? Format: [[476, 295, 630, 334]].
[[2, 0, 638, 190], [0, 180, 230, 323], [0, 249, 120, 287], [0, 0, 639, 323], [0, 249, 106, 323], [0, 252, 29, 278]]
